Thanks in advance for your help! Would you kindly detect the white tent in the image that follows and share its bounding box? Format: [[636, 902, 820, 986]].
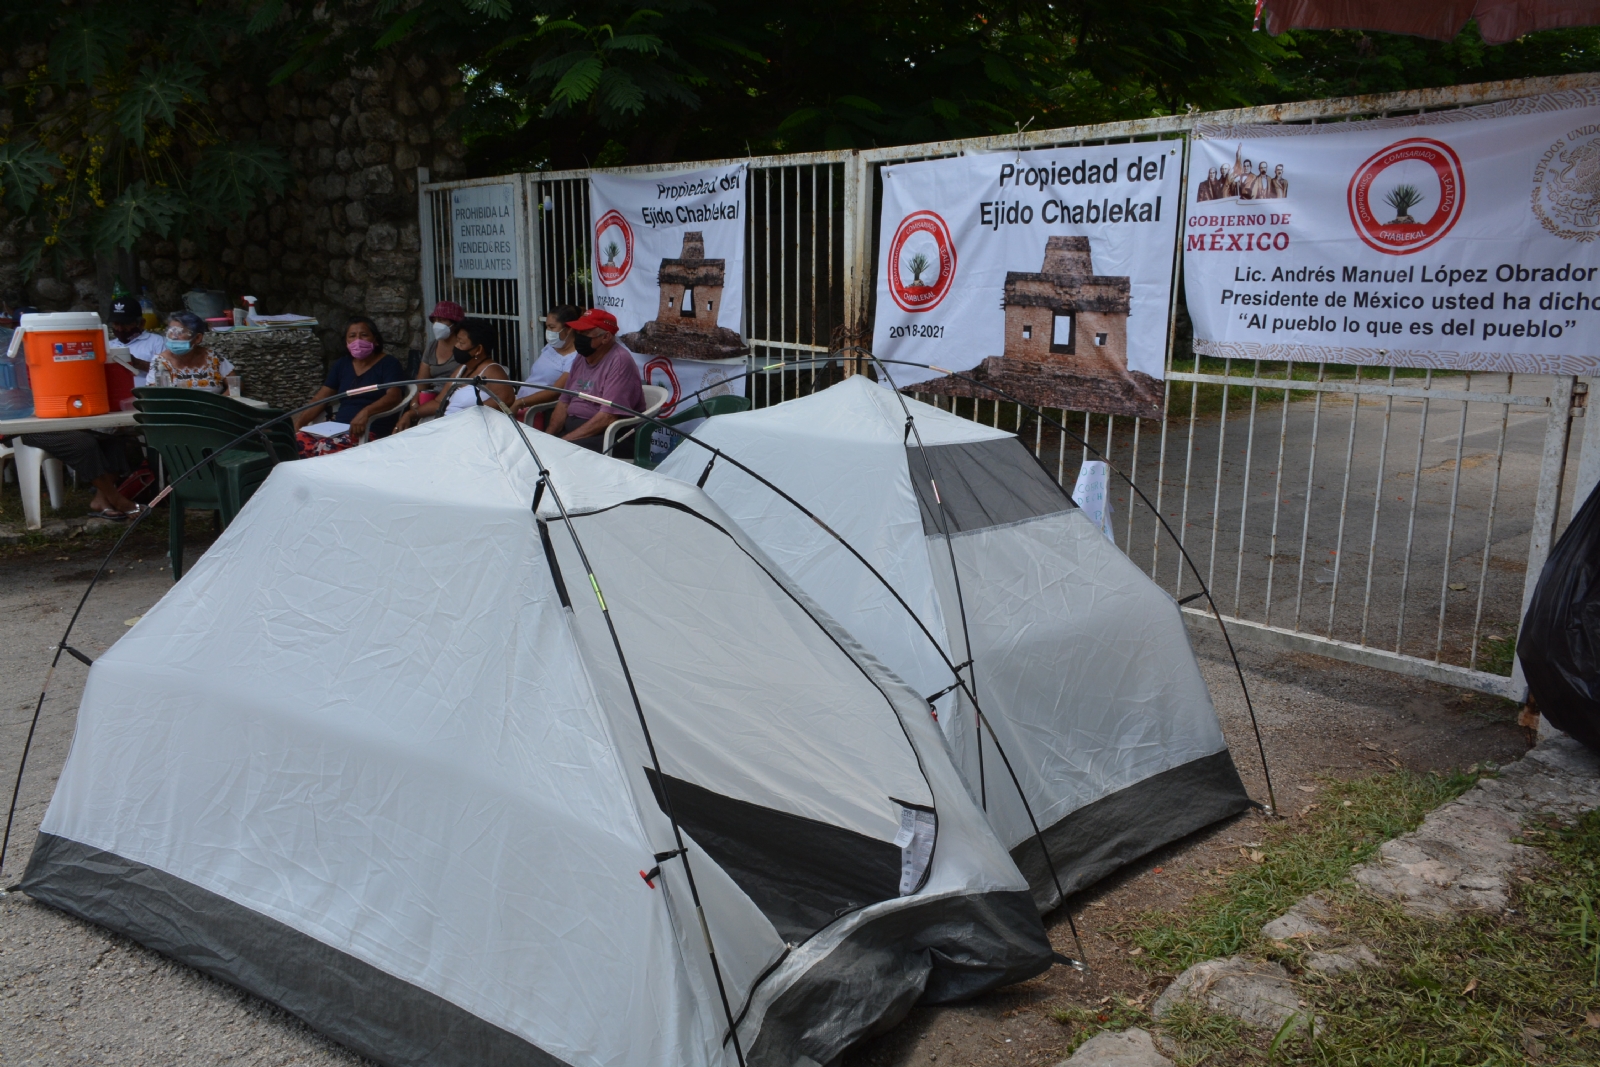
[[22, 408, 1053, 1067], [656, 376, 1252, 909]]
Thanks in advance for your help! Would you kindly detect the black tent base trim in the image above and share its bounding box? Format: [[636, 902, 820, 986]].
[[21, 832, 569, 1067], [1014, 750, 1252, 912], [746, 885, 1051, 1067]]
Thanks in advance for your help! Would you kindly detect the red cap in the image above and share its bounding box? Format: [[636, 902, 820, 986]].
[[429, 300, 465, 322], [565, 308, 618, 334]]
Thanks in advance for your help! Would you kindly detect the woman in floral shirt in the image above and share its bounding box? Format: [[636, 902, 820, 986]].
[[149, 311, 233, 394]]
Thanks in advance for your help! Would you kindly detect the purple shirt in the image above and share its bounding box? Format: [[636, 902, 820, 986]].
[[564, 341, 644, 425]]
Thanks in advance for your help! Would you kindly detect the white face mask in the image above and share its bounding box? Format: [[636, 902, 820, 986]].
[[431, 321, 452, 341], [545, 329, 562, 345]]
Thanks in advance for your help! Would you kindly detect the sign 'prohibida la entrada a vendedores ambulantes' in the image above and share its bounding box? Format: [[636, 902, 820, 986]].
[[450, 184, 519, 279], [872, 145, 1180, 418], [1186, 90, 1600, 374]]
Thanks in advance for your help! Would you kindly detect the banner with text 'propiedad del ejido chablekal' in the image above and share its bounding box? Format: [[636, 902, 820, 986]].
[[589, 164, 748, 363], [1187, 90, 1600, 374], [872, 146, 1180, 417]]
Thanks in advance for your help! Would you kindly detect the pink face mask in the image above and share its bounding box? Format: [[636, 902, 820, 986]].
[[348, 339, 376, 359]]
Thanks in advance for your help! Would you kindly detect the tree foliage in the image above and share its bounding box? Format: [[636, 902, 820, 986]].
[[0, 2, 291, 272], [321, 0, 1600, 172]]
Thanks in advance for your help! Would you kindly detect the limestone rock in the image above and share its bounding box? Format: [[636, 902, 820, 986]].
[[1058, 1028, 1173, 1067], [1261, 908, 1330, 941], [1353, 736, 1600, 919], [1151, 956, 1299, 1030], [1304, 944, 1378, 975]]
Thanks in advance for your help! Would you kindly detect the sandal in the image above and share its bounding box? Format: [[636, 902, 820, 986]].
[[95, 508, 130, 521]]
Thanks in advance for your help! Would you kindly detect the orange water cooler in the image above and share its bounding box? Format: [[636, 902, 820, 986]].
[[18, 312, 110, 417]]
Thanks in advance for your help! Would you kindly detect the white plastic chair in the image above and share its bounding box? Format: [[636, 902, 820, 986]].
[[602, 384, 670, 453], [359, 383, 418, 442], [3, 438, 66, 530]]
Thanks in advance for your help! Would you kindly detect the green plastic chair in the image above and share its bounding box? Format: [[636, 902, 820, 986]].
[[634, 395, 750, 469], [134, 405, 298, 462], [135, 419, 281, 579], [133, 388, 296, 460], [134, 390, 293, 579]]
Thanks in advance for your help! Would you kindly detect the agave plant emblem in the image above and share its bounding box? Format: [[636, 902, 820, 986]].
[[604, 240, 621, 266], [1383, 184, 1425, 225], [907, 251, 931, 286]]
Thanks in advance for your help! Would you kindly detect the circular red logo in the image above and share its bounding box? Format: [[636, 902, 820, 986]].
[[642, 356, 682, 415], [595, 210, 634, 287], [887, 211, 956, 312], [1347, 138, 1465, 256]]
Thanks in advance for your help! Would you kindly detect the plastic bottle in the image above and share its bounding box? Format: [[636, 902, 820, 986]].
[[0, 326, 35, 419], [140, 288, 158, 332]]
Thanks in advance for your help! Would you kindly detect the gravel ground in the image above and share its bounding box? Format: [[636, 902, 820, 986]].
[[0, 532, 1530, 1067]]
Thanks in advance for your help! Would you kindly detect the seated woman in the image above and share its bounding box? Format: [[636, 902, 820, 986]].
[[514, 304, 580, 430], [291, 317, 407, 458], [418, 300, 466, 408], [148, 312, 233, 393], [393, 319, 515, 430]]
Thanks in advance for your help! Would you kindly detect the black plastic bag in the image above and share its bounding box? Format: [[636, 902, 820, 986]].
[[1519, 478, 1600, 752]]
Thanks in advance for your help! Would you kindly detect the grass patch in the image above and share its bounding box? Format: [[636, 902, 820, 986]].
[[1127, 769, 1484, 972], [1081, 770, 1600, 1066], [1475, 633, 1518, 678], [1264, 810, 1600, 1065]]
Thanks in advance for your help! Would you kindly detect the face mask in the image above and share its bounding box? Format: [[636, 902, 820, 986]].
[[167, 339, 192, 355], [545, 329, 562, 345], [348, 339, 376, 360], [573, 333, 595, 357], [431, 321, 452, 341]]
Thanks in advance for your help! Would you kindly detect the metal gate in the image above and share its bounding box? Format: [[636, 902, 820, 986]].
[[417, 174, 536, 377], [418, 72, 1600, 702]]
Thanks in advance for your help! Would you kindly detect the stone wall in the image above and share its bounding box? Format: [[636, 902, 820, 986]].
[[0, 47, 465, 369]]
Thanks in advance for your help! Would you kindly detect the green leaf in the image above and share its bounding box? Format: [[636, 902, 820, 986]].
[[0, 141, 58, 213], [188, 142, 291, 225], [95, 181, 181, 253], [245, 0, 286, 35], [835, 96, 883, 114], [549, 55, 605, 107], [929, 97, 959, 121], [595, 68, 647, 116], [115, 62, 208, 147], [537, 19, 590, 37], [603, 34, 663, 55], [374, 8, 427, 49], [49, 11, 126, 85]]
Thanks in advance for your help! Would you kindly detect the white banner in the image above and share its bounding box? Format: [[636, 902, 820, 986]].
[[871, 147, 1180, 405], [633, 353, 747, 466], [450, 184, 519, 279], [1187, 90, 1600, 373], [590, 165, 747, 362]]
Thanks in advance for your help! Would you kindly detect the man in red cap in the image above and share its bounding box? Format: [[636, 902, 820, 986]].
[[523, 308, 644, 453]]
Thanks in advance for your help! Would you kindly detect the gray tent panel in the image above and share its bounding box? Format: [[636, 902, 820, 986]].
[[909, 438, 1073, 536], [23, 833, 566, 1067]]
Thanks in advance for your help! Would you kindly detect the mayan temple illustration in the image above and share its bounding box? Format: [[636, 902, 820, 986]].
[[620, 231, 749, 361], [917, 235, 1160, 419]]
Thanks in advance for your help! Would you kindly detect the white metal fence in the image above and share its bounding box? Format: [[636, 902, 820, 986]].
[[418, 72, 1600, 702]]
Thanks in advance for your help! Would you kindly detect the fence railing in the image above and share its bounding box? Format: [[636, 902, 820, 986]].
[[419, 71, 1600, 702]]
